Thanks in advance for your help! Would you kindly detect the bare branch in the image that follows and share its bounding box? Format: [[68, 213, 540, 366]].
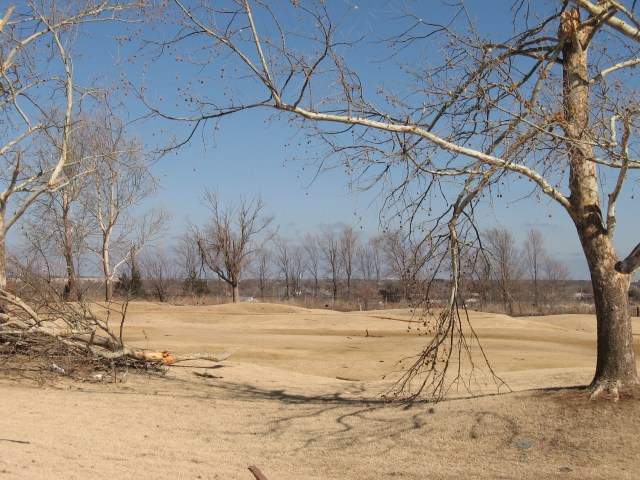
[[592, 57, 640, 82], [570, 0, 640, 42], [283, 104, 572, 210], [606, 115, 632, 237], [615, 242, 640, 275]]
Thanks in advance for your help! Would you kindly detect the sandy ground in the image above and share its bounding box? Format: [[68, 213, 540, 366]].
[[1, 302, 639, 479]]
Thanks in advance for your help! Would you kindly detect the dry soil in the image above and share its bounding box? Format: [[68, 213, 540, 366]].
[[1, 302, 639, 479]]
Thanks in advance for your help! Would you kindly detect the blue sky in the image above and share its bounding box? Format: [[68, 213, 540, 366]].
[[17, 0, 638, 280]]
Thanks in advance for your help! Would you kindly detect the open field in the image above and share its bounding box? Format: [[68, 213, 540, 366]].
[[1, 302, 639, 479]]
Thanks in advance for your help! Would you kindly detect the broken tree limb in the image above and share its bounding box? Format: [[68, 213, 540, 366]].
[[82, 344, 239, 364], [615, 241, 640, 274], [0, 285, 237, 370], [172, 347, 241, 363], [1, 319, 238, 366], [248, 466, 269, 480]]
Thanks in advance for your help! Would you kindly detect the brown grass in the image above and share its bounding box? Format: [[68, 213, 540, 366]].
[[1, 301, 638, 479]]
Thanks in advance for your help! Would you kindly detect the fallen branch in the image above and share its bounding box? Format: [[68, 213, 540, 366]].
[[0, 438, 30, 445], [0, 283, 236, 375], [83, 344, 239, 364], [173, 348, 240, 363], [248, 466, 269, 480]]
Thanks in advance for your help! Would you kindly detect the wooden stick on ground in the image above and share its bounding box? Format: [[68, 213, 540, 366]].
[[248, 465, 269, 480]]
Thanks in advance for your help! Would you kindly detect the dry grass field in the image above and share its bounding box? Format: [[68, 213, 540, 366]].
[[1, 302, 639, 479]]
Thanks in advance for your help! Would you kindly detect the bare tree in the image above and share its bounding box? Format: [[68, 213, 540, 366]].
[[140, 246, 178, 302], [483, 227, 523, 316], [273, 236, 293, 300], [301, 232, 321, 299], [194, 189, 273, 303], [319, 226, 341, 301], [339, 225, 358, 300], [0, 2, 140, 289], [176, 232, 210, 298], [146, 1, 640, 397], [524, 228, 571, 311], [21, 114, 103, 301], [81, 114, 167, 301], [290, 245, 305, 299], [356, 236, 383, 286], [380, 230, 431, 303], [177, 231, 201, 278], [542, 256, 571, 304], [254, 245, 271, 301], [0, 2, 239, 374], [354, 235, 384, 309], [523, 229, 546, 312]]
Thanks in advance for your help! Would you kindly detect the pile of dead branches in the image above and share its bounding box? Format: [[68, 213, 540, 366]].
[[0, 274, 234, 380]]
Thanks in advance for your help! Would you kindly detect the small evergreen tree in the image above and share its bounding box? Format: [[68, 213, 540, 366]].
[[115, 258, 143, 298]]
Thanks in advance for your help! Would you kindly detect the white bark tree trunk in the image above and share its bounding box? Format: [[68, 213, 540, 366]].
[[562, 9, 638, 394]]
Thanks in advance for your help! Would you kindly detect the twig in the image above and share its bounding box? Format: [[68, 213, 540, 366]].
[[0, 438, 30, 444], [248, 466, 269, 480]]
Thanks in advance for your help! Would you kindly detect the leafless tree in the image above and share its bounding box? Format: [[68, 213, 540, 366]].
[[483, 227, 523, 316], [0, 2, 140, 289], [273, 236, 294, 300], [177, 231, 201, 278], [356, 236, 383, 286], [21, 114, 103, 301], [339, 225, 358, 300], [524, 229, 546, 311], [254, 245, 271, 301], [194, 189, 273, 303], [542, 256, 571, 304], [319, 226, 341, 301], [144, 1, 640, 397], [80, 113, 167, 301], [0, 2, 239, 372], [523, 228, 571, 310], [289, 245, 305, 299], [301, 232, 321, 298], [175, 232, 210, 298], [380, 230, 432, 303], [140, 246, 178, 302]]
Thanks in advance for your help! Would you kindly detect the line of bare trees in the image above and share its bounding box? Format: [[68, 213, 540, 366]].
[[18, 174, 577, 311], [463, 227, 571, 316], [166, 221, 574, 312]]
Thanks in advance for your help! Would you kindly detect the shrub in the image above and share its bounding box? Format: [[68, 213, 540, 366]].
[[183, 268, 210, 297]]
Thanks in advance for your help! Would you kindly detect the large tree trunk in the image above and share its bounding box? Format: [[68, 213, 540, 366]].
[[562, 9, 638, 395], [580, 233, 637, 392], [232, 283, 239, 303]]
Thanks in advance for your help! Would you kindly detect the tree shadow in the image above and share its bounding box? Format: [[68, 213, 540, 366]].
[[147, 367, 547, 455]]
